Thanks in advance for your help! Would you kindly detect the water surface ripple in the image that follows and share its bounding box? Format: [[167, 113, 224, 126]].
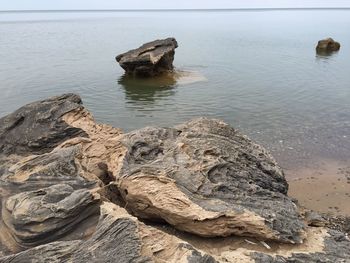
[[0, 10, 350, 168]]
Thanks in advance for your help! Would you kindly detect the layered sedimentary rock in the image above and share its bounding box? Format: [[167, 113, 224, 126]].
[[316, 38, 341, 53], [1, 202, 350, 263], [0, 94, 123, 253], [2, 184, 100, 249], [0, 202, 216, 263], [116, 38, 178, 77], [0, 94, 86, 156], [0, 94, 349, 262], [117, 118, 305, 243]]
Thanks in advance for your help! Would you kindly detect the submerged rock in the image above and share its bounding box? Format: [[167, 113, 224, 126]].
[[316, 38, 340, 54], [0, 94, 349, 262], [116, 38, 178, 77]]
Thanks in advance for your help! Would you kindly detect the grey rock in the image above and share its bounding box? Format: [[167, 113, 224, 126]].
[[116, 38, 178, 77], [1, 146, 97, 194], [2, 184, 100, 250], [0, 93, 86, 156], [117, 118, 306, 243], [0, 202, 217, 263]]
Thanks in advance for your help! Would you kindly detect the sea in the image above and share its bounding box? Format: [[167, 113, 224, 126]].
[[1, 9, 350, 168]]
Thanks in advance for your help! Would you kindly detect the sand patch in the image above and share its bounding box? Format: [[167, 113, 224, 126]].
[[286, 158, 350, 216]]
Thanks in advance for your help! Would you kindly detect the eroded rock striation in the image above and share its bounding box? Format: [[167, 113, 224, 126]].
[[116, 38, 178, 77], [0, 94, 349, 262], [117, 118, 305, 243], [316, 38, 341, 54]]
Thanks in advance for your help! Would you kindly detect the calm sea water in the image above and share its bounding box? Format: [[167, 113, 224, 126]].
[[0, 10, 350, 167]]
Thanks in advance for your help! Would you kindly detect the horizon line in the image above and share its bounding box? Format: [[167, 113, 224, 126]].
[[1, 7, 350, 13]]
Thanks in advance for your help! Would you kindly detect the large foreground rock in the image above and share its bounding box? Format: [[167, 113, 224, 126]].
[[316, 38, 341, 54], [0, 94, 349, 262], [116, 38, 178, 77], [117, 118, 306, 243]]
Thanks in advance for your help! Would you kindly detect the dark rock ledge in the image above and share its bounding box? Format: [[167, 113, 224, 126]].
[[0, 94, 349, 262]]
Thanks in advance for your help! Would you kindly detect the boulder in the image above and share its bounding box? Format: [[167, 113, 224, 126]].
[[117, 118, 306, 243], [316, 38, 340, 53], [0, 94, 349, 262], [116, 38, 178, 77]]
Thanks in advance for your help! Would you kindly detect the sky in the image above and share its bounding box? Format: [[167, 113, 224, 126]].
[[1, 0, 350, 11]]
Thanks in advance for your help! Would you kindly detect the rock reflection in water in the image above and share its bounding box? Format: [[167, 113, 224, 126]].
[[118, 73, 177, 107], [118, 70, 206, 108], [316, 50, 339, 58]]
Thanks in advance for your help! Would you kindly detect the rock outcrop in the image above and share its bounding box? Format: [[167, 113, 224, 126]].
[[316, 38, 341, 54], [117, 118, 305, 243], [1, 94, 349, 262], [116, 38, 178, 77]]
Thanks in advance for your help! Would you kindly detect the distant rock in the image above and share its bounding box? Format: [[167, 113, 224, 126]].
[[116, 38, 178, 77], [316, 38, 340, 53]]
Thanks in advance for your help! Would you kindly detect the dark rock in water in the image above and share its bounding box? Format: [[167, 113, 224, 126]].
[[0, 94, 350, 262], [116, 38, 178, 77], [117, 118, 306, 243], [316, 38, 340, 54]]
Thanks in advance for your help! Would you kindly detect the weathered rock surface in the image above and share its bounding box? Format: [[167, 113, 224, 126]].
[[0, 94, 349, 262], [0, 202, 217, 263], [116, 38, 178, 77], [2, 184, 100, 250], [316, 38, 341, 54], [0, 94, 86, 156], [117, 118, 305, 243], [0, 94, 123, 254]]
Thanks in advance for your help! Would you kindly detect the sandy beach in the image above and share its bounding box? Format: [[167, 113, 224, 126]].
[[286, 158, 350, 216]]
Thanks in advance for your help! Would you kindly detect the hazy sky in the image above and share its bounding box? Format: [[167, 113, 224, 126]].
[[1, 0, 350, 11]]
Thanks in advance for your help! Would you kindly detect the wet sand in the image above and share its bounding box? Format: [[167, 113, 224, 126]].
[[286, 158, 350, 216]]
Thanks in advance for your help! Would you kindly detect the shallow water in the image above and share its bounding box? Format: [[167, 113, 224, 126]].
[[0, 9, 350, 168]]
